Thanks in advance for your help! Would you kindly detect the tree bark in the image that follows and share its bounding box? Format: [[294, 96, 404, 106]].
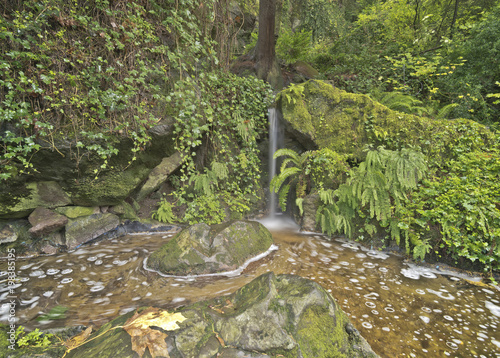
[[255, 0, 277, 81]]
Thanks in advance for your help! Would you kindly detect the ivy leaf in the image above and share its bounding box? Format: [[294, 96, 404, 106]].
[[123, 307, 187, 358]]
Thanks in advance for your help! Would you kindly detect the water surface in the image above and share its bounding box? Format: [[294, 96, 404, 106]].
[[1, 223, 499, 357]]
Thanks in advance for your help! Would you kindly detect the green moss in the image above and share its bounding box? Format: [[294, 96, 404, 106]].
[[70, 165, 150, 206], [279, 80, 495, 164], [296, 305, 348, 358], [55, 206, 98, 218]]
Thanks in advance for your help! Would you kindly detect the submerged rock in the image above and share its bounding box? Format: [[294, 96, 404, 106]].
[[55, 272, 378, 358], [146, 220, 274, 276]]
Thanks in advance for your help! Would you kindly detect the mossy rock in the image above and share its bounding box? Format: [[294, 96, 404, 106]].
[[53, 273, 378, 358], [65, 213, 120, 250], [0, 181, 72, 220], [279, 80, 495, 164], [146, 221, 274, 276], [69, 165, 150, 206]]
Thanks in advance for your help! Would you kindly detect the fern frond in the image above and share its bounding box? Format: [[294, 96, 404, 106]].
[[270, 167, 300, 193], [211, 161, 229, 180], [318, 188, 336, 205], [273, 148, 300, 162], [296, 198, 304, 215], [435, 103, 459, 119], [279, 184, 290, 211]]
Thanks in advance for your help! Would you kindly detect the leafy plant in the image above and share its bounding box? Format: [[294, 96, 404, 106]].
[[276, 29, 312, 65], [15, 326, 54, 348], [316, 147, 429, 258], [152, 199, 177, 223], [270, 148, 312, 212], [398, 150, 500, 272], [160, 70, 273, 225]]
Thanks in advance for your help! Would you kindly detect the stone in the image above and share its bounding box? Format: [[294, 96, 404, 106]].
[[59, 273, 378, 358], [65, 213, 120, 250], [69, 166, 151, 206], [28, 207, 68, 237], [279, 80, 495, 164], [0, 181, 72, 219], [55, 206, 100, 219], [136, 151, 183, 201], [0, 224, 17, 244], [147, 220, 274, 276], [109, 201, 137, 220], [300, 193, 320, 232], [40, 244, 58, 255]]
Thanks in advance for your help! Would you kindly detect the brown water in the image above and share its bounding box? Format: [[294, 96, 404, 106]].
[[1, 219, 499, 357]]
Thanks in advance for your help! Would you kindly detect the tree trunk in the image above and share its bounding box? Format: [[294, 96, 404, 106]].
[[255, 0, 277, 81]]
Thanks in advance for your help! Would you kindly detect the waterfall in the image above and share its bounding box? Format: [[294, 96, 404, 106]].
[[268, 108, 281, 219]]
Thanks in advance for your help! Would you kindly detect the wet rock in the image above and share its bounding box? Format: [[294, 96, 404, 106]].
[[65, 213, 120, 250], [0, 224, 17, 244], [28, 207, 68, 238], [109, 201, 137, 220], [57, 273, 378, 358], [300, 193, 320, 232], [0, 181, 72, 219], [55, 206, 100, 219], [135, 151, 183, 201], [147, 220, 273, 276]]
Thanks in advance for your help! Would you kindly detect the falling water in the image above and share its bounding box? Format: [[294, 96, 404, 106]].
[[268, 108, 281, 219]]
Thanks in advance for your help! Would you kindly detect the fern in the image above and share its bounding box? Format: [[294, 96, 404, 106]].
[[435, 103, 459, 119], [296, 197, 304, 215], [211, 161, 229, 180], [316, 147, 428, 248], [269, 148, 313, 211], [374, 91, 429, 116], [152, 199, 177, 223]]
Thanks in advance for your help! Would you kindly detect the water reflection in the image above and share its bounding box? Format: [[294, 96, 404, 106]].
[[1, 225, 499, 357]]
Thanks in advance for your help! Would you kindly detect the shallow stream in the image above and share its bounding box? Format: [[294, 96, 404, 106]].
[[1, 218, 499, 357]]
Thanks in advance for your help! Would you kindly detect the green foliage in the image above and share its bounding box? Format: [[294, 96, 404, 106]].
[[152, 199, 177, 223], [15, 326, 53, 348], [161, 70, 272, 224], [316, 147, 428, 258], [270, 148, 350, 212], [0, 0, 222, 180], [182, 193, 226, 225], [305, 148, 350, 190], [270, 148, 312, 211], [398, 150, 500, 271], [37, 305, 68, 321], [371, 91, 429, 116], [276, 29, 312, 65]]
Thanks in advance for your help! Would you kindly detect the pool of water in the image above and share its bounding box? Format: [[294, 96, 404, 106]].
[[1, 221, 499, 357]]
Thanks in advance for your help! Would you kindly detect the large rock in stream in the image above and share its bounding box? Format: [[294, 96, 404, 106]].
[[54, 272, 377, 358], [146, 221, 274, 276]]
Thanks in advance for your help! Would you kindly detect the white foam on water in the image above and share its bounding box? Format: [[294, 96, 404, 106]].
[[143, 244, 279, 278], [485, 301, 500, 317]]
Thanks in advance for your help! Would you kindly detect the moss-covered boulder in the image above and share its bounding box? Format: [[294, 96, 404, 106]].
[[146, 221, 274, 276], [49, 273, 378, 358], [0, 181, 72, 220], [279, 80, 495, 163]]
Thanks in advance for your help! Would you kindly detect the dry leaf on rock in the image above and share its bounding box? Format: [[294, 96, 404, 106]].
[[64, 326, 93, 350], [123, 307, 187, 358]]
